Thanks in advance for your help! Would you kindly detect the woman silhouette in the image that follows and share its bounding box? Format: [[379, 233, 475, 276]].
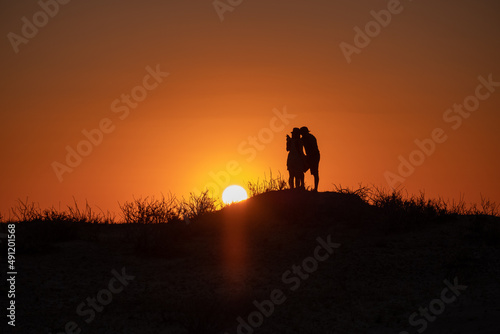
[[286, 128, 307, 189]]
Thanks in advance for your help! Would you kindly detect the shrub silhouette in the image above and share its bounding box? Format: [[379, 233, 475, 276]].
[[119, 190, 220, 256], [178, 190, 221, 222], [119, 193, 180, 224]]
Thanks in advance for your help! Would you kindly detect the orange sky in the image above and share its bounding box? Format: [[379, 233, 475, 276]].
[[1, 0, 500, 218]]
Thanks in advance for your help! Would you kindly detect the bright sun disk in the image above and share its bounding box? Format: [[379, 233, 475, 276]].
[[222, 185, 248, 204]]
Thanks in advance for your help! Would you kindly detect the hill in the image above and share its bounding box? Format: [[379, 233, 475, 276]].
[[2, 190, 500, 333]]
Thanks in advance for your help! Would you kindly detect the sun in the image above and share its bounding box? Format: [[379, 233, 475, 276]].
[[222, 185, 248, 204]]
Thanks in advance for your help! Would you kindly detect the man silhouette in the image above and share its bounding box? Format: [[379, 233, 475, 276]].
[[300, 126, 320, 191]]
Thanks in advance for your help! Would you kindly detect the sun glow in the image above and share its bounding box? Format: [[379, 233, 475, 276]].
[[222, 185, 248, 204]]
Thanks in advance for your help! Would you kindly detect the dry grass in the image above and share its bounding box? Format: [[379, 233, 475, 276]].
[[332, 183, 371, 202], [178, 190, 223, 223], [330, 184, 499, 219], [10, 197, 115, 224], [4, 179, 499, 227], [247, 170, 288, 196], [119, 193, 180, 224]]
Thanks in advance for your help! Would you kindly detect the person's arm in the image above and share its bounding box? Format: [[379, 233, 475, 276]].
[[312, 135, 319, 153]]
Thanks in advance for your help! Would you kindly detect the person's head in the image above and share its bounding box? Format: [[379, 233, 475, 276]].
[[300, 126, 310, 136], [292, 127, 301, 138]]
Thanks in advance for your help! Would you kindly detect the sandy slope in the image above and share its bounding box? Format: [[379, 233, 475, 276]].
[[2, 190, 500, 333]]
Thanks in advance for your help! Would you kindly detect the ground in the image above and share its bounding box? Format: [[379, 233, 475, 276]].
[[2, 190, 500, 333]]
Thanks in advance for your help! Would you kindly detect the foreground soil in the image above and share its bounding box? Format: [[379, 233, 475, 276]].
[[2, 190, 500, 333]]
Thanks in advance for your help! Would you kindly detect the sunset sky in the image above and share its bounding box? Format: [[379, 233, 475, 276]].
[[1, 0, 499, 218]]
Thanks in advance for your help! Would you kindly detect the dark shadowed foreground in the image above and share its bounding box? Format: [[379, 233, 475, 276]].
[[2, 190, 500, 333]]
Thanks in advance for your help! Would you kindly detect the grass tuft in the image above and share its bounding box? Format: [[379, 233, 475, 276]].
[[118, 193, 179, 224], [247, 170, 288, 196], [11, 197, 114, 224]]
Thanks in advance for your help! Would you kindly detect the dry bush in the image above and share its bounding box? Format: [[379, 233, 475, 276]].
[[332, 183, 371, 202], [11, 198, 42, 222], [66, 199, 115, 224], [478, 195, 499, 216], [446, 194, 498, 216], [178, 190, 221, 223], [119, 193, 179, 224], [449, 193, 468, 216]]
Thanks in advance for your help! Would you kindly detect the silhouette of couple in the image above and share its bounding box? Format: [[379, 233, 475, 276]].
[[286, 126, 320, 191]]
